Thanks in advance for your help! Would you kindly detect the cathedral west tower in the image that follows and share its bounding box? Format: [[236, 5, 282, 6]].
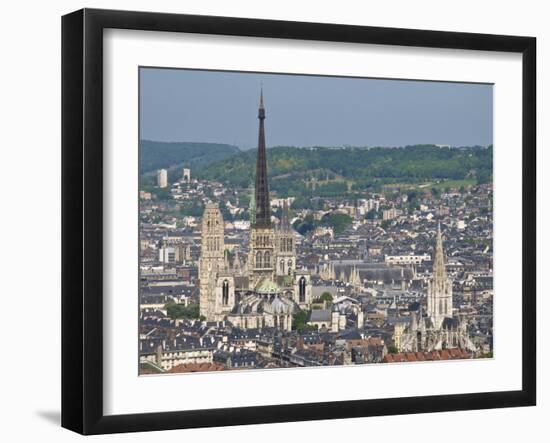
[[199, 203, 225, 319]]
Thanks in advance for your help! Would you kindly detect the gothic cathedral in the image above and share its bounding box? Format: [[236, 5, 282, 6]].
[[397, 224, 476, 352], [198, 90, 312, 330]]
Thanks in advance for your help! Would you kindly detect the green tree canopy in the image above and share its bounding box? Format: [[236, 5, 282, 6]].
[[320, 213, 352, 235], [164, 303, 201, 320]]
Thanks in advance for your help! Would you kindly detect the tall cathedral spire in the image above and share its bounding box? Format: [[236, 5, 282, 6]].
[[254, 87, 271, 228]]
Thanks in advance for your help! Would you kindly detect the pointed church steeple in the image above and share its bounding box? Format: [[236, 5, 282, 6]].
[[254, 87, 271, 228], [427, 222, 453, 329], [259, 86, 264, 112]]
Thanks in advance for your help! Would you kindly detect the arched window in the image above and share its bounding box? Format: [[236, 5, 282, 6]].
[[256, 251, 262, 268], [280, 260, 284, 273], [264, 251, 271, 268], [287, 238, 292, 252], [287, 260, 293, 276], [222, 280, 229, 305], [444, 299, 448, 314], [299, 276, 306, 303]]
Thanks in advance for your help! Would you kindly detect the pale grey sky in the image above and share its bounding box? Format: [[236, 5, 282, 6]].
[[139, 68, 493, 149]]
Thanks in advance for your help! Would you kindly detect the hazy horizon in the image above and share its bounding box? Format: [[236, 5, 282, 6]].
[[138, 140, 492, 152], [140, 68, 493, 150]]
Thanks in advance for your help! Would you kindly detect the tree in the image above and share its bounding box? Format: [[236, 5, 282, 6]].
[[365, 209, 377, 220], [179, 201, 204, 217], [153, 187, 172, 201], [293, 218, 315, 236], [320, 212, 352, 235], [387, 345, 399, 354], [139, 140, 240, 174], [406, 190, 418, 202], [293, 310, 314, 333], [476, 169, 492, 185], [164, 303, 201, 320], [197, 145, 492, 193], [319, 292, 333, 303]]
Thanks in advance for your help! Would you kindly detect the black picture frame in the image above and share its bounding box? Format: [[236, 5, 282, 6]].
[[61, 8, 536, 435]]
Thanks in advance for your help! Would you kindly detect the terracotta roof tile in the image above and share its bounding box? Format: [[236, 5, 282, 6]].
[[168, 362, 225, 373], [383, 348, 471, 363], [450, 348, 461, 358]]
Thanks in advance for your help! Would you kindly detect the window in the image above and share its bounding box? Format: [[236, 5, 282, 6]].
[[264, 251, 271, 268], [299, 276, 306, 303], [256, 251, 262, 268], [222, 280, 229, 305]]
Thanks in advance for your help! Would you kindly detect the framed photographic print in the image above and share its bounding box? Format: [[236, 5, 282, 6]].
[[61, 8, 536, 435]]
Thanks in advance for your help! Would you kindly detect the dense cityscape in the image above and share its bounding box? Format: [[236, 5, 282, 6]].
[[139, 93, 493, 375]]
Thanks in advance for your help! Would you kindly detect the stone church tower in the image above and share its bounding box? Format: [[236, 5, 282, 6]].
[[199, 203, 225, 319], [427, 223, 453, 329], [397, 224, 476, 353]]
